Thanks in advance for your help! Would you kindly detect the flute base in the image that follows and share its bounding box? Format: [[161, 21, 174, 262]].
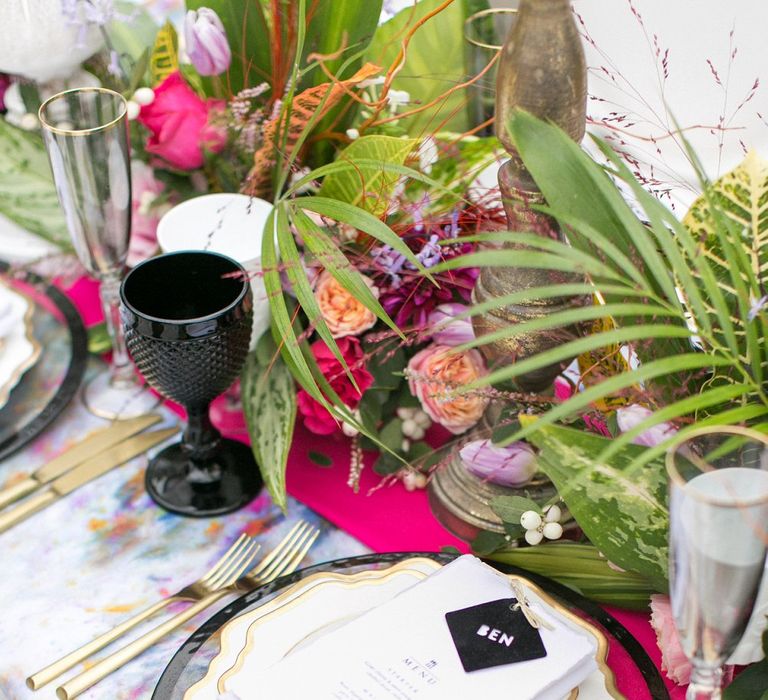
[[145, 439, 262, 517], [82, 371, 161, 420]]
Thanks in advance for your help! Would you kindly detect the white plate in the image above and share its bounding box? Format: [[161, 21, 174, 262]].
[[0, 280, 40, 410], [184, 558, 621, 700]]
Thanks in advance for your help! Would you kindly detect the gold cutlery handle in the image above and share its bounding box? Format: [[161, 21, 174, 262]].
[[0, 477, 38, 510], [0, 490, 56, 534], [27, 598, 174, 690], [57, 591, 228, 700]]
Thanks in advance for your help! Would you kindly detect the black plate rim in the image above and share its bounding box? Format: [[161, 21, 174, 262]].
[[152, 551, 669, 700], [0, 261, 88, 461]]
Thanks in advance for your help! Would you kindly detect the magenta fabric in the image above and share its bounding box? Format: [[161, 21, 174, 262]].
[[59, 276, 684, 700]]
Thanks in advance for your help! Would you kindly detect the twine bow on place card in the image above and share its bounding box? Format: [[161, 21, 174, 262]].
[[510, 580, 555, 632]]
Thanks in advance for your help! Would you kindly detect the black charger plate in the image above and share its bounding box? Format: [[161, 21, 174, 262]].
[[0, 262, 87, 461], [152, 552, 668, 700]]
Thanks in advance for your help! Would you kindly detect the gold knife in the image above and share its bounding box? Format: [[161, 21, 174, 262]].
[[0, 427, 177, 535], [0, 414, 162, 511]]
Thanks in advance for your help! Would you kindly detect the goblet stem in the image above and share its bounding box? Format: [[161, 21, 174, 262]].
[[686, 665, 723, 700], [99, 273, 134, 388], [183, 406, 222, 461]]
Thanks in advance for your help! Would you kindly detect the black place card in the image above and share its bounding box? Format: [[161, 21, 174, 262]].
[[445, 598, 547, 673]]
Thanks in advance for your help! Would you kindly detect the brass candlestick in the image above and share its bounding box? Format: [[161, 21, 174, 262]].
[[429, 0, 588, 540]]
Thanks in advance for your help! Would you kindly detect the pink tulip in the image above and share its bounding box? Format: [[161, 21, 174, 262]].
[[616, 404, 677, 447], [427, 303, 474, 347], [184, 7, 231, 76], [460, 439, 537, 487]]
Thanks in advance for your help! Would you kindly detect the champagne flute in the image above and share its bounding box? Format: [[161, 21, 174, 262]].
[[38, 87, 158, 419], [667, 426, 768, 699]]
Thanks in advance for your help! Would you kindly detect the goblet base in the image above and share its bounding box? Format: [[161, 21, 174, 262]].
[[82, 371, 161, 420], [145, 439, 262, 517]]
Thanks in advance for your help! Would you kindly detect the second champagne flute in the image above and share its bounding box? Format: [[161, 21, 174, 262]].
[[38, 87, 158, 419], [667, 426, 768, 699]]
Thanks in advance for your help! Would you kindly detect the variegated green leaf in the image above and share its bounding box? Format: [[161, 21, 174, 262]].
[[0, 120, 68, 248], [522, 418, 669, 590], [241, 337, 297, 513], [319, 135, 419, 215], [684, 151, 768, 293]]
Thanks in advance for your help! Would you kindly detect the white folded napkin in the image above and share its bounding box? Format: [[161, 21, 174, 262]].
[[228, 555, 597, 700]]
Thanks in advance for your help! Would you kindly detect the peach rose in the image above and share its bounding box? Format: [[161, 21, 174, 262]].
[[314, 270, 378, 338], [407, 343, 489, 434]]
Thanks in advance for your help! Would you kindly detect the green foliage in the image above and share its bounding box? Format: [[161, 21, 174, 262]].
[[490, 495, 540, 525], [489, 542, 656, 610], [0, 121, 68, 249], [442, 112, 768, 473], [522, 419, 669, 591], [319, 135, 418, 215], [302, 0, 383, 165], [241, 334, 297, 512], [366, 0, 489, 135]]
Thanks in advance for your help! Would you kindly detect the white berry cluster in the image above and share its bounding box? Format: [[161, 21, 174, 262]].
[[125, 87, 155, 121], [397, 407, 431, 441], [520, 505, 563, 546]]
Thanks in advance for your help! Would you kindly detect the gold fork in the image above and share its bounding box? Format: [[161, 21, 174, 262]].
[[27, 531, 261, 690], [54, 523, 320, 700]]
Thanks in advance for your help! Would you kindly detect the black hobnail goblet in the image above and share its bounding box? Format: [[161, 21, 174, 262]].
[[120, 251, 263, 517]]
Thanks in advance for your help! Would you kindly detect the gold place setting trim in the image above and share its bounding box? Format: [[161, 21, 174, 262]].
[[28, 520, 319, 699], [186, 558, 622, 700]]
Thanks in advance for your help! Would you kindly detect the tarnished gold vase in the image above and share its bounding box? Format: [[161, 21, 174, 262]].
[[429, 0, 588, 540]]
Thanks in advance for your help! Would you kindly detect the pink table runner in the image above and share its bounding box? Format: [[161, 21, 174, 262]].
[[62, 276, 682, 700]]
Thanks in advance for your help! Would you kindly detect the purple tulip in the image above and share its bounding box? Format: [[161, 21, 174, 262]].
[[460, 439, 537, 487], [184, 8, 231, 76], [616, 404, 677, 447], [427, 303, 474, 347]]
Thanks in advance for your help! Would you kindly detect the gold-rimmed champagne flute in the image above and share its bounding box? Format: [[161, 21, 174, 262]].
[[666, 426, 768, 699], [38, 87, 159, 419]]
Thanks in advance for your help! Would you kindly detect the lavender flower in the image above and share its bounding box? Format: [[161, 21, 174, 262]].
[[427, 303, 475, 347], [184, 7, 231, 76], [460, 440, 537, 488]]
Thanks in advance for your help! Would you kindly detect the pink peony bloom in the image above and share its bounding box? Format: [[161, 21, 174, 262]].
[[184, 7, 231, 76], [138, 72, 225, 170], [314, 270, 379, 338], [460, 439, 536, 487], [127, 160, 166, 267], [616, 404, 677, 447], [407, 343, 489, 435], [649, 594, 692, 685], [427, 303, 474, 347], [297, 337, 373, 435]]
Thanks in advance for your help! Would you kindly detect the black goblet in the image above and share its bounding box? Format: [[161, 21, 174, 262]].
[[120, 251, 263, 517]]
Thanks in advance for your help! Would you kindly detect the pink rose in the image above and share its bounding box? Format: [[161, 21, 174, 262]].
[[407, 343, 489, 435], [427, 303, 474, 347], [617, 404, 677, 446], [649, 594, 692, 685], [314, 270, 379, 338], [460, 439, 536, 487], [138, 72, 225, 170], [297, 337, 374, 435], [127, 160, 166, 267]]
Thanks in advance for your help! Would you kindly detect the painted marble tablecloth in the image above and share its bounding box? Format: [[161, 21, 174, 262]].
[[0, 362, 369, 700]]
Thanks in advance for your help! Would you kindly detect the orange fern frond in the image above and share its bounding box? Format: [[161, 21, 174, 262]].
[[246, 62, 381, 197]]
